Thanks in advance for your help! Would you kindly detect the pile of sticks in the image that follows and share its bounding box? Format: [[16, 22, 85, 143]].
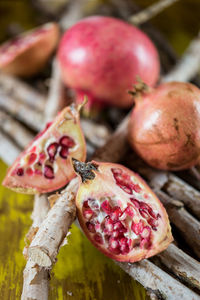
[[0, 0, 200, 299]]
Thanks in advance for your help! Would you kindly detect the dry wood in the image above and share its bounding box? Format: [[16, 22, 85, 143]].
[[28, 177, 78, 267], [44, 59, 66, 123], [0, 94, 44, 131], [0, 72, 46, 112], [0, 131, 20, 165], [129, 0, 180, 26], [21, 195, 50, 300], [116, 260, 200, 300], [0, 110, 33, 149], [156, 190, 200, 259]]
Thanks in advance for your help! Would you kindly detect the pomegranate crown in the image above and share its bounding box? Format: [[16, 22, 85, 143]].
[[128, 76, 150, 98], [72, 158, 98, 183]]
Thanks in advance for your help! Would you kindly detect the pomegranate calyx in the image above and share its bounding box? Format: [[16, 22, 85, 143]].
[[72, 158, 98, 183], [128, 77, 151, 103]]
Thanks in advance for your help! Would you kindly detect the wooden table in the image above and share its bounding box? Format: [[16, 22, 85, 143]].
[[0, 159, 146, 300]]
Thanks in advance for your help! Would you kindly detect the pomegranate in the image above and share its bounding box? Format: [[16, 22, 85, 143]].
[[129, 81, 200, 171], [0, 22, 59, 77], [3, 105, 86, 194], [73, 159, 172, 262], [57, 16, 160, 113]]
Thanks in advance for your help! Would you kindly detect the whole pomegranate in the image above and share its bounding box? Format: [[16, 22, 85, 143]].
[[3, 105, 86, 194], [57, 16, 160, 113], [129, 81, 200, 171], [73, 159, 172, 262]]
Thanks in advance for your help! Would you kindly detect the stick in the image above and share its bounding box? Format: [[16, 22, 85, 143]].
[[129, 0, 180, 26], [43, 59, 66, 123], [0, 72, 46, 112], [21, 195, 50, 300], [116, 260, 200, 300], [0, 131, 20, 165], [0, 110, 33, 149], [28, 177, 78, 267]]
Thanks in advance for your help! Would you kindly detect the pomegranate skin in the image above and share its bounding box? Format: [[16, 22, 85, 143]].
[[57, 16, 160, 109], [129, 82, 200, 171], [74, 160, 173, 262]]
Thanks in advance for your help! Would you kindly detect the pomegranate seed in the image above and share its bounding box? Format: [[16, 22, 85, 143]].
[[26, 168, 33, 176], [113, 221, 127, 233], [124, 205, 134, 217], [118, 184, 132, 195], [112, 230, 120, 238], [141, 226, 151, 239], [111, 168, 122, 176], [119, 237, 129, 254], [35, 169, 42, 175], [59, 136, 75, 148], [110, 206, 122, 221], [28, 153, 37, 165], [148, 218, 158, 230], [94, 233, 103, 244], [83, 200, 89, 208], [16, 168, 24, 176], [140, 238, 151, 249], [59, 146, 68, 159], [131, 220, 144, 235], [101, 200, 112, 214], [104, 218, 114, 232], [131, 183, 141, 193], [88, 198, 99, 210], [86, 222, 96, 233], [47, 142, 59, 161], [109, 237, 119, 249], [140, 202, 149, 210], [95, 222, 101, 231], [83, 209, 94, 220], [139, 208, 149, 219], [130, 198, 140, 208], [39, 152, 46, 163], [44, 165, 54, 179]]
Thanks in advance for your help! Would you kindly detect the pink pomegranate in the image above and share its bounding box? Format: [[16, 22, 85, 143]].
[[0, 22, 59, 77], [73, 159, 172, 262], [3, 105, 86, 194], [129, 81, 200, 171], [57, 16, 160, 113]]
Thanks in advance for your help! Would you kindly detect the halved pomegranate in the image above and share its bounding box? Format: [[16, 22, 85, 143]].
[[0, 22, 59, 77], [3, 105, 86, 194], [73, 159, 173, 262]]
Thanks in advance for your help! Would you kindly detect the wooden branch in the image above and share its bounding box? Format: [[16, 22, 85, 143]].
[[129, 0, 180, 26], [44, 59, 66, 123], [156, 190, 200, 259], [0, 94, 44, 131], [0, 131, 20, 165], [21, 195, 50, 300], [0, 110, 33, 149], [116, 260, 200, 300], [0, 72, 46, 112], [28, 177, 78, 267], [162, 33, 200, 82], [155, 243, 200, 290]]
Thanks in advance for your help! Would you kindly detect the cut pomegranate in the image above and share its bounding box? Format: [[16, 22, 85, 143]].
[[73, 160, 173, 262], [0, 22, 59, 77], [3, 105, 86, 194]]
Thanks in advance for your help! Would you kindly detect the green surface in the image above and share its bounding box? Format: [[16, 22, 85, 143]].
[[0, 159, 146, 299]]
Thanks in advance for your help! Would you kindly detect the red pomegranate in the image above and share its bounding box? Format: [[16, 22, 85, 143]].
[[3, 105, 86, 194], [129, 81, 200, 171], [57, 16, 160, 113], [0, 22, 59, 77], [73, 159, 172, 262]]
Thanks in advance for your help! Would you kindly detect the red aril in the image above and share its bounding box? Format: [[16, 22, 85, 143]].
[[73, 159, 172, 262], [57, 16, 160, 113], [0, 22, 59, 77], [129, 81, 200, 170], [3, 105, 86, 194]]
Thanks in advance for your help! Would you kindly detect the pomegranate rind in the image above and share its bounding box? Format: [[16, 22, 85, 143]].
[[57, 16, 160, 109], [76, 161, 173, 262], [2, 105, 86, 194], [129, 82, 200, 171], [0, 22, 59, 77]]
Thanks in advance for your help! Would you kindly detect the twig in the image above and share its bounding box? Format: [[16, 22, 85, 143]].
[[162, 33, 200, 82], [156, 190, 200, 259], [21, 195, 50, 300], [44, 59, 66, 123], [0, 131, 20, 165], [28, 177, 78, 267], [0, 72, 46, 112], [116, 260, 200, 300], [0, 110, 33, 149], [129, 0, 180, 26]]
